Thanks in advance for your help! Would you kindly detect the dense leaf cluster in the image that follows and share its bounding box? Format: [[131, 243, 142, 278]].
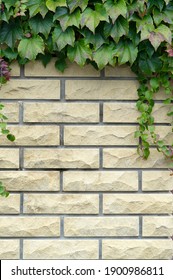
[[0, 0, 173, 163]]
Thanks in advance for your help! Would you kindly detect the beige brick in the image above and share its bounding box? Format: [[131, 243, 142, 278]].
[[103, 103, 171, 123], [0, 149, 19, 168], [10, 62, 20, 76], [104, 103, 139, 123], [24, 148, 99, 169], [105, 65, 137, 77], [103, 194, 172, 214], [23, 240, 98, 259], [143, 171, 173, 191], [2, 103, 19, 122], [0, 217, 60, 237], [0, 194, 20, 214], [0, 240, 19, 259], [63, 171, 138, 192], [24, 194, 99, 214], [25, 59, 99, 77], [143, 217, 173, 237], [64, 126, 138, 145], [103, 148, 172, 168], [64, 217, 139, 237], [24, 103, 99, 123], [153, 126, 173, 144], [0, 171, 60, 191], [102, 240, 173, 259], [66, 80, 138, 100], [0, 80, 60, 99], [0, 126, 60, 146]]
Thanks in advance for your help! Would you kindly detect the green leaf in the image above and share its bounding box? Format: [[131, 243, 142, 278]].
[[55, 58, 67, 72], [67, 39, 92, 66], [139, 55, 162, 75], [29, 13, 53, 38], [37, 53, 52, 67], [104, 0, 127, 23], [0, 21, 23, 49], [53, 7, 81, 31], [150, 77, 160, 91], [18, 35, 45, 60], [27, 0, 48, 17], [81, 4, 108, 33], [81, 29, 106, 50], [1, 47, 18, 60], [104, 16, 129, 43], [46, 0, 67, 12], [7, 134, 15, 142], [93, 43, 117, 69], [67, 0, 89, 13], [52, 26, 75, 50], [116, 40, 138, 65]]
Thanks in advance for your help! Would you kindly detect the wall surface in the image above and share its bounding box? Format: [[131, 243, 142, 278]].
[[0, 61, 173, 259]]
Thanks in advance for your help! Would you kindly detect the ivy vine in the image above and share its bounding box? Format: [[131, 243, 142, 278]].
[[0, 0, 173, 187]]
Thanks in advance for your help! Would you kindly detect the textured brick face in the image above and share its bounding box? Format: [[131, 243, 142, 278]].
[[0, 62, 172, 260]]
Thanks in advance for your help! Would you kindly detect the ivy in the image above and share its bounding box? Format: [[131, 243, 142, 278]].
[[0, 0, 173, 169]]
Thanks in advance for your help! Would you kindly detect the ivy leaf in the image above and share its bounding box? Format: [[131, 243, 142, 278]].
[[139, 55, 162, 75], [52, 26, 75, 50], [53, 7, 81, 31], [104, 0, 127, 23], [93, 44, 117, 69], [37, 53, 52, 67], [7, 134, 15, 142], [137, 15, 155, 42], [81, 29, 106, 50], [104, 16, 129, 43], [81, 4, 108, 33], [67, 39, 92, 66], [46, 0, 67, 12], [3, 0, 16, 11], [29, 13, 53, 38], [0, 21, 23, 49], [18, 35, 45, 60], [116, 40, 138, 65], [55, 58, 67, 72], [67, 0, 89, 13], [27, 0, 48, 18], [1, 47, 18, 60], [149, 24, 172, 50]]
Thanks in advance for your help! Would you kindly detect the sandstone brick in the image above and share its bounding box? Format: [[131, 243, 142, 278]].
[[64, 217, 139, 237], [0, 126, 60, 146], [66, 80, 138, 100], [0, 149, 19, 168], [103, 194, 172, 214], [23, 240, 99, 259], [63, 171, 138, 191], [24, 103, 99, 123], [2, 103, 19, 122], [142, 171, 173, 191], [10, 62, 20, 76], [64, 126, 137, 145], [103, 103, 171, 123], [0, 80, 60, 99], [0, 217, 60, 237], [143, 217, 173, 237], [0, 194, 20, 214], [24, 194, 99, 214], [24, 148, 99, 169], [25, 59, 99, 77], [103, 148, 172, 168], [105, 65, 137, 77], [102, 240, 173, 259], [0, 240, 19, 259], [0, 171, 60, 191], [104, 103, 139, 123]]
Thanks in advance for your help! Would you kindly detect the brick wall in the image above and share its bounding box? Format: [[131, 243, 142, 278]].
[[0, 60, 172, 259]]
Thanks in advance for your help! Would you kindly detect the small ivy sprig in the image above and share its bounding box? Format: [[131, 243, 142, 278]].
[[0, 57, 15, 197]]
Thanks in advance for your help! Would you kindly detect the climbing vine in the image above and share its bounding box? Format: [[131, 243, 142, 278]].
[[0, 0, 173, 182]]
